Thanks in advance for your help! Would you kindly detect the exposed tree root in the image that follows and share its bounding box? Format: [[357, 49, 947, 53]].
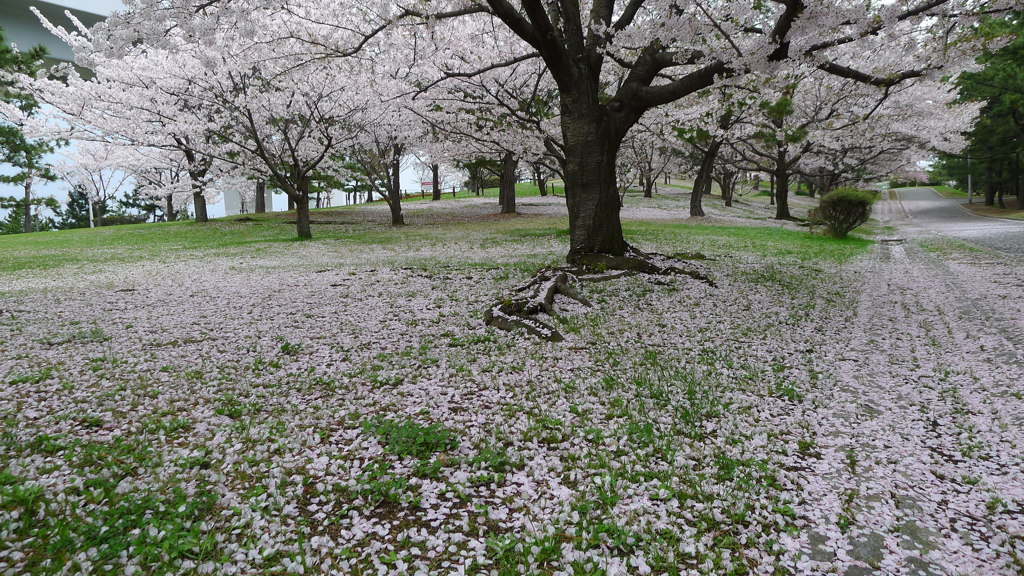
[[483, 269, 591, 342], [484, 246, 715, 341]]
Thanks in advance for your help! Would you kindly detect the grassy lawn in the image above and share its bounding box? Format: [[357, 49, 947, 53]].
[[926, 185, 968, 199], [1, 186, 869, 275]]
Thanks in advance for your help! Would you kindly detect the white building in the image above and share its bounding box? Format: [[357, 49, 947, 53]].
[[0, 1, 113, 63]]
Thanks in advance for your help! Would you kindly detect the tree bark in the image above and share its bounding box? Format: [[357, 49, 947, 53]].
[[717, 170, 737, 208], [165, 194, 176, 222], [255, 179, 267, 213], [22, 177, 32, 233], [499, 152, 518, 214], [431, 163, 441, 201], [388, 145, 405, 226], [534, 165, 548, 197], [181, 147, 209, 222], [294, 175, 312, 239], [769, 174, 776, 206], [691, 142, 720, 217], [643, 174, 655, 198], [295, 185, 311, 239], [192, 191, 209, 223], [774, 156, 792, 220], [561, 105, 628, 261]]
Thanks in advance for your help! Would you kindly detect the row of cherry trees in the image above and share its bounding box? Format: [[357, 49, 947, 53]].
[[18, 0, 1013, 257]]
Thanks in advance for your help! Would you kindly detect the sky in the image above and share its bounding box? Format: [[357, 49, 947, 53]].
[[48, 0, 125, 16]]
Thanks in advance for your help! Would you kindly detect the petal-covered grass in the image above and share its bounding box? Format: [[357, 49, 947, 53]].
[[1, 194, 1021, 575]]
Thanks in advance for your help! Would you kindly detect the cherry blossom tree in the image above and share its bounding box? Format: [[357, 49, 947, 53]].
[[411, 32, 559, 215], [52, 142, 135, 227], [25, 10, 224, 223], [383, 0, 1006, 265], [68, 0, 1009, 264]]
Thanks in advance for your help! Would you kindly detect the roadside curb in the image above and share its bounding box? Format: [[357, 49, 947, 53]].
[[956, 203, 1024, 223]]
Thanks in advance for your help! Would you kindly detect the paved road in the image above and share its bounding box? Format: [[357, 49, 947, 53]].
[[894, 187, 1024, 255]]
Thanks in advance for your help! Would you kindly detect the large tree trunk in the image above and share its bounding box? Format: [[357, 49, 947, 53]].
[[431, 163, 441, 201], [774, 150, 791, 220], [192, 191, 208, 223], [180, 148, 210, 222], [691, 142, 720, 217], [643, 173, 655, 198], [255, 179, 267, 213], [22, 177, 32, 233], [294, 177, 311, 239], [165, 194, 176, 222], [561, 106, 628, 261], [499, 152, 518, 214], [388, 145, 405, 226]]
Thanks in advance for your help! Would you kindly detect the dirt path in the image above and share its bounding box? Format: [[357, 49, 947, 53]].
[[786, 193, 1024, 574]]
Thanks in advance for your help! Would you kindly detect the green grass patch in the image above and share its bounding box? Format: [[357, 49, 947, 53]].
[[927, 185, 968, 199], [624, 221, 873, 263], [362, 417, 459, 459], [1, 470, 219, 575], [2, 191, 871, 277]]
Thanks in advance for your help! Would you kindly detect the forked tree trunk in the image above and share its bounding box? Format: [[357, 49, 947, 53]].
[[643, 174, 655, 198], [561, 106, 627, 261], [255, 179, 267, 213], [499, 152, 518, 214], [388, 145, 405, 226], [717, 172, 737, 207], [431, 164, 441, 201]]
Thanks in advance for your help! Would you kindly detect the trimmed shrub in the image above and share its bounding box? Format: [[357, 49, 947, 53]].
[[814, 187, 876, 238]]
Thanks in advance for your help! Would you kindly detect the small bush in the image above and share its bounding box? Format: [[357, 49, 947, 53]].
[[814, 187, 876, 238]]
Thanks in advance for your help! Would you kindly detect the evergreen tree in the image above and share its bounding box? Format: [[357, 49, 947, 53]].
[[0, 26, 58, 232], [935, 13, 1024, 207], [0, 194, 58, 234], [55, 184, 93, 229], [115, 187, 161, 223]]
